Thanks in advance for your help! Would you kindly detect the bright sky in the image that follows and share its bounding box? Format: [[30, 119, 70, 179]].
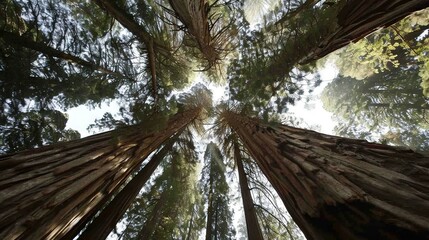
[[288, 62, 339, 134], [66, 62, 338, 137]]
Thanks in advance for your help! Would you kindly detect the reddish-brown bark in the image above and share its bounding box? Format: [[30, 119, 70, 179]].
[[167, 0, 228, 69], [222, 111, 429, 240], [0, 108, 201, 240], [300, 0, 429, 64], [76, 139, 175, 240], [234, 143, 264, 240]]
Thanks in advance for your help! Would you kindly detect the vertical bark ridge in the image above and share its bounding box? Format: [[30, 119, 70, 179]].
[[0, 108, 201, 240], [75, 138, 176, 240], [222, 111, 429, 240], [234, 142, 264, 240]]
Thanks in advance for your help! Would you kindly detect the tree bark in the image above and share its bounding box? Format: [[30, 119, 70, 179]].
[[301, 0, 429, 63], [168, 0, 220, 69], [76, 138, 175, 240], [205, 182, 214, 240], [234, 143, 264, 240], [222, 111, 429, 240], [0, 30, 119, 76], [0, 108, 201, 240]]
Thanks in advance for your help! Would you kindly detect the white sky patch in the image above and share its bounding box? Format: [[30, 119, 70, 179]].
[[66, 100, 120, 137], [287, 62, 339, 134]]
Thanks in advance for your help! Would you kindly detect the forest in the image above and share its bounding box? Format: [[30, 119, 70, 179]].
[[0, 0, 429, 239]]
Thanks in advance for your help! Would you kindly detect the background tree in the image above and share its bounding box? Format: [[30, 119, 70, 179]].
[[117, 129, 204, 239], [201, 142, 236, 240], [330, 8, 429, 96], [322, 68, 429, 152], [1, 0, 429, 239], [300, 0, 429, 63]]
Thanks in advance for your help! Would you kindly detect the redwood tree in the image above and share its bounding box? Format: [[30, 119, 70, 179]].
[[0, 107, 202, 239], [300, 0, 429, 63], [221, 110, 429, 240], [233, 141, 264, 240], [75, 137, 176, 240]]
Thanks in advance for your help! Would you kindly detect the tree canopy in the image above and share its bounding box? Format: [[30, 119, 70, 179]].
[[1, 0, 429, 239]]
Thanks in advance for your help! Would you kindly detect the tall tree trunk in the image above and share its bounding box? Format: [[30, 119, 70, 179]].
[[76, 138, 175, 240], [137, 189, 169, 239], [234, 142, 264, 240], [185, 206, 195, 240], [301, 0, 429, 63], [0, 108, 201, 240], [222, 111, 429, 240], [0, 30, 119, 76], [205, 185, 214, 240], [168, 0, 228, 69]]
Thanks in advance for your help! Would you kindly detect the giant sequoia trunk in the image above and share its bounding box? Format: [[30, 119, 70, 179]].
[[76, 139, 175, 240], [234, 143, 264, 240], [0, 108, 201, 240], [222, 111, 429, 240], [168, 0, 225, 69], [301, 0, 429, 63]]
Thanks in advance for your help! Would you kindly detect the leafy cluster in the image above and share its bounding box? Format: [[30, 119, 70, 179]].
[[1, 0, 428, 239]]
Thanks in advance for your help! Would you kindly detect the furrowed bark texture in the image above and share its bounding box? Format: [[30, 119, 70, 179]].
[[77, 139, 175, 240], [234, 143, 264, 240], [223, 111, 429, 240], [168, 0, 219, 68], [0, 108, 201, 240], [301, 0, 429, 63]]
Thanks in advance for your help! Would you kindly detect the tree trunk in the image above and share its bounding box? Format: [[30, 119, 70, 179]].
[[0, 108, 201, 240], [185, 206, 195, 240], [222, 111, 429, 240], [137, 189, 168, 239], [205, 185, 214, 240], [0, 30, 119, 76], [301, 0, 429, 63], [76, 138, 175, 240], [234, 143, 264, 240], [168, 0, 221, 69]]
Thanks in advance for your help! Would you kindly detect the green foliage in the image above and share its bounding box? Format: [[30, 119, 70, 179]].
[[201, 142, 236, 239], [333, 9, 429, 95], [227, 3, 337, 115], [2, 0, 428, 238], [120, 133, 204, 239], [322, 68, 429, 152]]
